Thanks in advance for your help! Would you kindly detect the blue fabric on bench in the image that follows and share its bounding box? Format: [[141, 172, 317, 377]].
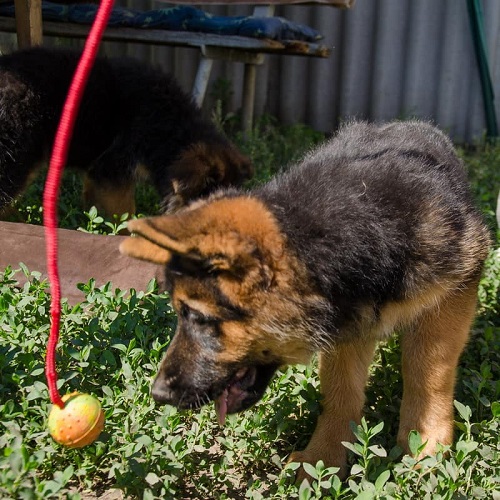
[[0, 2, 323, 42]]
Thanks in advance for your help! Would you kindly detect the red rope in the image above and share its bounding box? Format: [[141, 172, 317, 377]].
[[44, 0, 115, 408]]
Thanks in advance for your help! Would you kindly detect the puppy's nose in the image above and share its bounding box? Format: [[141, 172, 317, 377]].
[[151, 376, 176, 404]]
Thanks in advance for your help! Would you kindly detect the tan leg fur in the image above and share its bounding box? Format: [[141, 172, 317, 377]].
[[397, 282, 479, 456], [83, 176, 136, 218], [290, 337, 378, 479], [290, 281, 479, 480]]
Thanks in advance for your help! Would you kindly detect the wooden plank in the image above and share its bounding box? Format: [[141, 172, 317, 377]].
[[0, 16, 331, 57], [167, 0, 355, 7], [41, 22, 283, 52], [0, 221, 165, 304]]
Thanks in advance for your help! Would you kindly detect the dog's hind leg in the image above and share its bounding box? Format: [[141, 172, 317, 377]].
[[397, 282, 479, 457], [290, 337, 378, 479], [83, 174, 136, 219]]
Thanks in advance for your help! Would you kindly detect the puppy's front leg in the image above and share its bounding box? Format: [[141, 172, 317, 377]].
[[290, 338, 377, 479]]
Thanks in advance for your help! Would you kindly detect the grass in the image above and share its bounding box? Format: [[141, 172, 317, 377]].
[[0, 118, 499, 499]]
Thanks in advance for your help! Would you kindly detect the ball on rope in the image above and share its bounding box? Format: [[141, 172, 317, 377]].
[[48, 392, 104, 448], [43, 0, 113, 450]]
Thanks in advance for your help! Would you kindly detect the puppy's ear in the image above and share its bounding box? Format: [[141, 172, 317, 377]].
[[119, 216, 189, 264], [161, 142, 253, 213], [120, 212, 258, 275], [119, 224, 171, 265], [120, 197, 283, 286]]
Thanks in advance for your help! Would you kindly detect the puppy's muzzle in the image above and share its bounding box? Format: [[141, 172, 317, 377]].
[[151, 376, 177, 405]]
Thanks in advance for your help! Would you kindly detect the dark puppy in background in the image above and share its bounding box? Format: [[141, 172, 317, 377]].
[[121, 121, 490, 478], [0, 47, 252, 217]]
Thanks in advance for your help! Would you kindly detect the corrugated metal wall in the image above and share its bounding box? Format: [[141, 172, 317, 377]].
[[1, 0, 498, 142], [269, 0, 500, 142], [218, 0, 500, 142]]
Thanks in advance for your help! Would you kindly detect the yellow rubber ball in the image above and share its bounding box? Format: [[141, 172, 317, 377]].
[[48, 392, 105, 448]]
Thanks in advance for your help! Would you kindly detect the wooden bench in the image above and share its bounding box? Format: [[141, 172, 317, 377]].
[[0, 0, 354, 132]]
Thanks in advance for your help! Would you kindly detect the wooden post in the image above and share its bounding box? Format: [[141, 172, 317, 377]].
[[14, 0, 43, 48], [242, 62, 257, 137], [198, 47, 265, 135], [192, 56, 214, 107]]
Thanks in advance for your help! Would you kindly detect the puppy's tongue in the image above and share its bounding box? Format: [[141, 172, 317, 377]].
[[215, 389, 229, 426], [215, 368, 255, 425]]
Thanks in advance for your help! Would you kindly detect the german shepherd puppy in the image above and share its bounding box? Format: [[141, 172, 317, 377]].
[[0, 47, 252, 217], [120, 121, 490, 477]]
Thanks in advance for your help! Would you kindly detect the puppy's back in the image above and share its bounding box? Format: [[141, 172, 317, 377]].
[[257, 121, 490, 309]]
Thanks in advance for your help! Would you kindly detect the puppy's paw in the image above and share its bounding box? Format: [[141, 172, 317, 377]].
[[287, 450, 317, 484], [288, 448, 347, 483]]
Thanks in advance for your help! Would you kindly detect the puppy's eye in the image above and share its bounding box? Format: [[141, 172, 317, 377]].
[[179, 303, 190, 320], [179, 303, 217, 325]]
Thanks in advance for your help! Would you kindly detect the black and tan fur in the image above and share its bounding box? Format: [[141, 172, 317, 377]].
[[120, 121, 491, 477], [0, 47, 252, 217]]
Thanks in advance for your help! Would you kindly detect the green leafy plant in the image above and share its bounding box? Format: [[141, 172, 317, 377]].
[[77, 206, 130, 235]]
